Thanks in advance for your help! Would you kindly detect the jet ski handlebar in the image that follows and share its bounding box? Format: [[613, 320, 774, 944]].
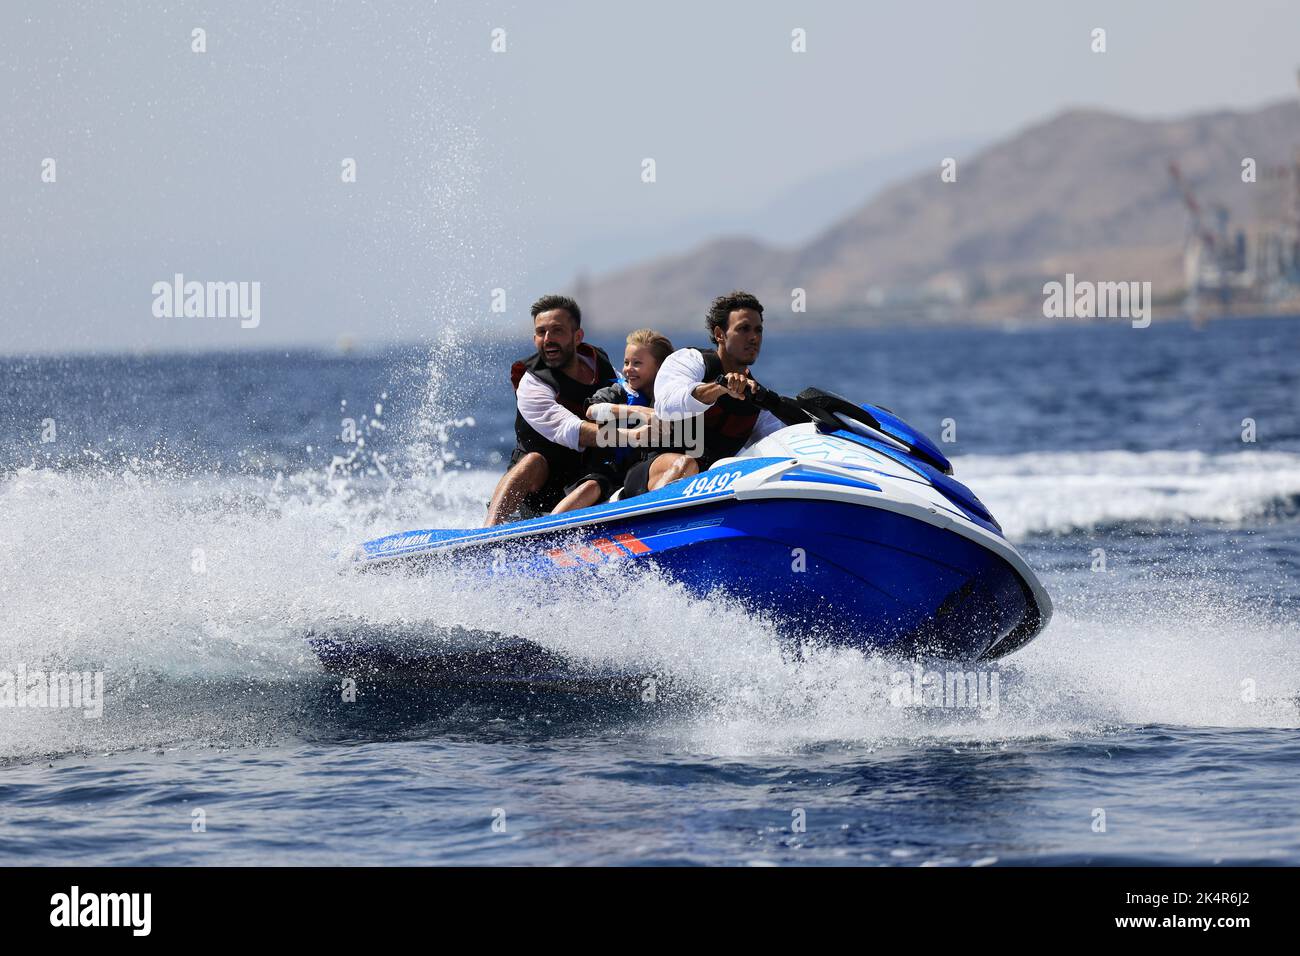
[[707, 380, 952, 475], [709, 374, 810, 426]]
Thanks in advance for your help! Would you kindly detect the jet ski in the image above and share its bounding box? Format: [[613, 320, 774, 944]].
[[316, 389, 1051, 671]]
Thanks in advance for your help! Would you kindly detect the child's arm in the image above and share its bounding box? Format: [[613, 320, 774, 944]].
[[584, 384, 652, 424]]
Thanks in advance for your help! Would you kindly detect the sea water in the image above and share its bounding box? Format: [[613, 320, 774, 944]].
[[1, 317, 1297, 865]]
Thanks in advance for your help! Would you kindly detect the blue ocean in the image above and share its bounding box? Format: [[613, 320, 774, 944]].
[[2, 316, 1298, 865]]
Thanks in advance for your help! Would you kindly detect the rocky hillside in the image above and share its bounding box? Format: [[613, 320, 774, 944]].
[[581, 99, 1300, 331]]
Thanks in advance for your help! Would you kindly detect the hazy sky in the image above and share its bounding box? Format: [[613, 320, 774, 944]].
[[2, 0, 1298, 354]]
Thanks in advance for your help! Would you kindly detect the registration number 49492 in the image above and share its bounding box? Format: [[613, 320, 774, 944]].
[[681, 470, 743, 498]]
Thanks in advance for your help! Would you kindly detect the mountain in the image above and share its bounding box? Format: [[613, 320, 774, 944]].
[[534, 135, 984, 286], [581, 99, 1300, 331]]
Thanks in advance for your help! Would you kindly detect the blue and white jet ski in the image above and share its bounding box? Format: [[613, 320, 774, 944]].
[[320, 390, 1051, 671]]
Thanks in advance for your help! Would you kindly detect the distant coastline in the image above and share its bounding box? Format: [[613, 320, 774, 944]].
[[578, 97, 1300, 335]]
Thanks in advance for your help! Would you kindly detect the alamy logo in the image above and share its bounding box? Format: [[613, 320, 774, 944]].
[[152, 273, 261, 328], [1042, 273, 1152, 328], [50, 886, 151, 936], [0, 665, 104, 719], [889, 665, 1000, 718], [594, 410, 704, 458]]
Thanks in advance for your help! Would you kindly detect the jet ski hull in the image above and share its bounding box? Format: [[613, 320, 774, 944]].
[[326, 443, 1051, 666], [609, 496, 1043, 660]]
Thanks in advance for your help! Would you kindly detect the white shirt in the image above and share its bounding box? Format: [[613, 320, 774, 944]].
[[515, 353, 597, 451], [653, 348, 785, 448]]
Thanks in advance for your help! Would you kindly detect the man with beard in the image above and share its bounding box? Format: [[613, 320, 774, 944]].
[[486, 294, 648, 525]]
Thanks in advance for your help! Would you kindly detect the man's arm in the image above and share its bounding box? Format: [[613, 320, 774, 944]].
[[518, 373, 650, 450], [516, 372, 595, 449], [654, 349, 713, 419]]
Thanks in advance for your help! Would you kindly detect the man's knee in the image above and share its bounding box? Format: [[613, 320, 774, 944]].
[[511, 452, 549, 490], [660, 454, 698, 477], [649, 453, 697, 489]]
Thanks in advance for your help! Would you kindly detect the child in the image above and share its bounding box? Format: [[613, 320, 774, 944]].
[[550, 329, 675, 513]]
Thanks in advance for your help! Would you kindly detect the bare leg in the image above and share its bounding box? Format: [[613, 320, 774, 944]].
[[551, 479, 603, 515], [647, 453, 699, 491], [485, 452, 548, 526]]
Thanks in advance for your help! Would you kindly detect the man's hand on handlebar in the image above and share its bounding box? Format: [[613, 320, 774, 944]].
[[713, 372, 757, 402]]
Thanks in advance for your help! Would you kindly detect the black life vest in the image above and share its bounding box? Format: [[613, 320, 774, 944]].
[[693, 347, 762, 467], [510, 343, 617, 472]]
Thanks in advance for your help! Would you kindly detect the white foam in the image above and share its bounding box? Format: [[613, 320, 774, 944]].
[[2, 446, 1297, 762], [956, 449, 1300, 539]]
